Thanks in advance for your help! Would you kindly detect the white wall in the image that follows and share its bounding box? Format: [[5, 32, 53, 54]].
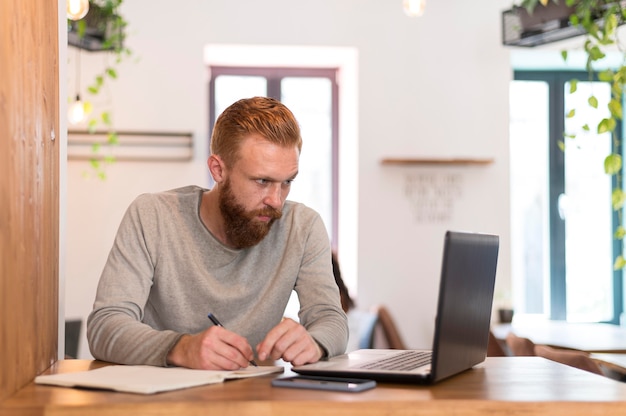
[[65, 0, 512, 358]]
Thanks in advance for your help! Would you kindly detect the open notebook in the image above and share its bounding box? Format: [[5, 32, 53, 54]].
[[35, 364, 284, 394], [293, 230, 499, 384]]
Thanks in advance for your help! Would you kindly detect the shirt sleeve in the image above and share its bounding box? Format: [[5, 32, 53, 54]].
[[293, 215, 349, 357], [86, 194, 182, 366]]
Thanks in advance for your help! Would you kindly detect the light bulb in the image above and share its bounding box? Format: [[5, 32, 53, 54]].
[[403, 0, 426, 17], [67, 0, 90, 21], [68, 95, 85, 124]]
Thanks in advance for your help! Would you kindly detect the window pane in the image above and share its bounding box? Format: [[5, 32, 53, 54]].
[[214, 75, 267, 116], [563, 81, 613, 322], [509, 80, 550, 316], [281, 77, 333, 237]]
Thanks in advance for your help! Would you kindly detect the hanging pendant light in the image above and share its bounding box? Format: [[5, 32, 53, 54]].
[[67, 0, 90, 21], [403, 0, 426, 17], [68, 95, 86, 124], [68, 50, 86, 124]]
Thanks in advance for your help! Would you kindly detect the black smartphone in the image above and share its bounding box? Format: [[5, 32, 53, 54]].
[[271, 375, 376, 392]]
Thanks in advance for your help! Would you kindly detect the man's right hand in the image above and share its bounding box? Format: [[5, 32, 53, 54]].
[[166, 325, 255, 370]]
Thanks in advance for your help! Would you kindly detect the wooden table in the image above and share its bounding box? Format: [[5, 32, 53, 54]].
[[2, 358, 626, 415], [492, 320, 626, 353]]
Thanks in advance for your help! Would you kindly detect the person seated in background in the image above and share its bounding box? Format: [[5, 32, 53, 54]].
[[332, 252, 377, 353], [332, 252, 355, 314], [87, 97, 348, 370]]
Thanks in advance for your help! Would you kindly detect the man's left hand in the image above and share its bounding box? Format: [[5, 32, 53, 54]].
[[256, 318, 323, 366]]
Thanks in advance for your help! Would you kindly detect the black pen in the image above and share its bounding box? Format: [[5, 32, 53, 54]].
[[207, 313, 258, 367]]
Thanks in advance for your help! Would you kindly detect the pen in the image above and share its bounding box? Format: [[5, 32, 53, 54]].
[[207, 313, 258, 367]]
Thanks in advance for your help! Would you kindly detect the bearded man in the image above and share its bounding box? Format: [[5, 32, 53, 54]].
[[87, 97, 348, 369]]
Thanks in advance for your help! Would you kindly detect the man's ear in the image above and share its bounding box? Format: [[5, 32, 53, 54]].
[[208, 154, 226, 182]]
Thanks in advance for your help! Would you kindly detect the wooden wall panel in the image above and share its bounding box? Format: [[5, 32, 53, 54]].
[[0, 0, 59, 402]]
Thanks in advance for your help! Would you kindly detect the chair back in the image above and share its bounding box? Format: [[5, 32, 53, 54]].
[[65, 319, 82, 359], [371, 305, 407, 350], [487, 330, 508, 356], [506, 331, 603, 375]]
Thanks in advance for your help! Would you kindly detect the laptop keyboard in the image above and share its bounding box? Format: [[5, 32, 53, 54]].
[[357, 350, 432, 371]]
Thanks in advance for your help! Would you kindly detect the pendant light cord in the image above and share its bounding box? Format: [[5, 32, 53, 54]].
[[75, 49, 81, 101]]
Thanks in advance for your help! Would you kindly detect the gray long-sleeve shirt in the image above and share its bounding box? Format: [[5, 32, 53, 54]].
[[87, 185, 348, 366]]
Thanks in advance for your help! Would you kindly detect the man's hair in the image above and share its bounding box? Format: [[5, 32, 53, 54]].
[[210, 96, 302, 167]]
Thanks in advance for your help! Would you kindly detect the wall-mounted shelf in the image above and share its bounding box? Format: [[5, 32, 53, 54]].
[[380, 158, 494, 166], [68, 130, 193, 162]]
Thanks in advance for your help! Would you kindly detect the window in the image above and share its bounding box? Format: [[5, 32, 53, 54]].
[[510, 71, 623, 324], [209, 66, 339, 247]]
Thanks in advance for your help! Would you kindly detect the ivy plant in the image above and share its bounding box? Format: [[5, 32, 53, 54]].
[[71, 0, 132, 179], [519, 0, 626, 269]]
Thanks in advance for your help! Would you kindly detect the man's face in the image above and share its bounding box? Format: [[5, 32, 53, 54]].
[[218, 135, 299, 249]]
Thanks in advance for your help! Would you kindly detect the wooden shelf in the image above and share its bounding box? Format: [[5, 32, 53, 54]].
[[380, 157, 494, 166]]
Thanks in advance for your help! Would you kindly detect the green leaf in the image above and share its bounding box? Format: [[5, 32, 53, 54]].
[[613, 255, 626, 270], [605, 13, 618, 36], [599, 37, 615, 47], [587, 23, 601, 41], [101, 112, 112, 125], [77, 20, 86, 38], [609, 99, 623, 119], [87, 119, 98, 133], [566, 109, 576, 118], [557, 140, 566, 152], [569, 79, 578, 93], [615, 226, 626, 240], [598, 70, 614, 82], [589, 46, 606, 61], [582, 124, 590, 131], [107, 132, 119, 145], [83, 101, 93, 115], [605, 154, 622, 175], [597, 118, 616, 134], [588, 95, 598, 108], [612, 188, 625, 211], [106, 68, 118, 79], [561, 50, 568, 61]]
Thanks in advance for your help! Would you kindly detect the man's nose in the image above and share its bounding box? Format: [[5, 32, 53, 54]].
[[263, 183, 283, 209]]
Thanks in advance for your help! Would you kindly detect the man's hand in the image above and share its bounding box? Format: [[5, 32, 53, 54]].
[[256, 318, 323, 366], [166, 326, 255, 370]]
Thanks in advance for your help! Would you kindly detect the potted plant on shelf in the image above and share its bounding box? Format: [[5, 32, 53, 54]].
[[517, 0, 626, 269], [68, 0, 132, 179]]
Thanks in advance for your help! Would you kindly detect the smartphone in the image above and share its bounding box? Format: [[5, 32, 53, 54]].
[[271, 375, 376, 392]]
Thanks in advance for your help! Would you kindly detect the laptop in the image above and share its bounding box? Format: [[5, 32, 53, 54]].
[[293, 230, 500, 384]]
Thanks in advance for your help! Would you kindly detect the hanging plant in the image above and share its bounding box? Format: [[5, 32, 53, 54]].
[[518, 0, 626, 268], [68, 0, 133, 179]]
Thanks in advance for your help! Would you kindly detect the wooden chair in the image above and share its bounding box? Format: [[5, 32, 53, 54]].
[[535, 344, 603, 375], [505, 332, 603, 375], [487, 330, 508, 356], [505, 332, 535, 356], [370, 305, 407, 350], [64, 319, 82, 359]]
